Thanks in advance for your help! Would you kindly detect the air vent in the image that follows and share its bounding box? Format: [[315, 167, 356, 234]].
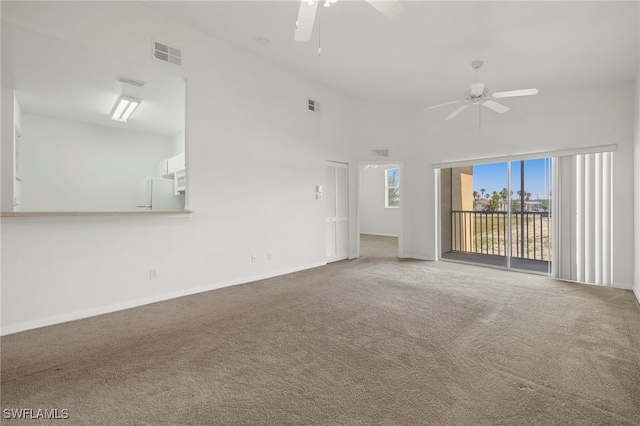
[[116, 76, 145, 87], [153, 41, 182, 66], [372, 149, 389, 157], [308, 99, 318, 112]]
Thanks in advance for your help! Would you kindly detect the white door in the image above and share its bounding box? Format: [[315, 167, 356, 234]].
[[326, 161, 348, 262]]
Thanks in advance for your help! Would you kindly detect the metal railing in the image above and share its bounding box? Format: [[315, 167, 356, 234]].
[[451, 211, 551, 261]]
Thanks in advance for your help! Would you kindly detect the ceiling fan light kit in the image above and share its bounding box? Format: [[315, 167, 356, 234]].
[[425, 60, 539, 124]]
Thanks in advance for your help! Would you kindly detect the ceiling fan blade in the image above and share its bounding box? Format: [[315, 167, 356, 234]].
[[492, 88, 538, 99], [365, 0, 404, 18], [424, 100, 460, 111], [294, 0, 319, 42], [445, 103, 471, 120], [483, 100, 510, 114]]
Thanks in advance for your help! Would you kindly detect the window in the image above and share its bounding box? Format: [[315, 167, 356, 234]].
[[385, 168, 400, 208]]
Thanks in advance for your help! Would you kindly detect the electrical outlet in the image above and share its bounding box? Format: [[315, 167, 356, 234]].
[[251, 254, 257, 263], [149, 269, 158, 279], [267, 252, 272, 261]]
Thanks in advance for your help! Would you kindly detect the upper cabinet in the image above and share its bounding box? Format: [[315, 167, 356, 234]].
[[159, 153, 185, 178], [158, 153, 186, 195], [167, 153, 186, 176]]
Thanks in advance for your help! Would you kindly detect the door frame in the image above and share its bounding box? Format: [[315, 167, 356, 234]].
[[325, 160, 349, 263], [356, 160, 404, 259], [435, 159, 552, 276]]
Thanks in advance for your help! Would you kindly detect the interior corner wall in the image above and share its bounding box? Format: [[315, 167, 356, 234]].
[[20, 113, 174, 211], [0, 1, 355, 334], [359, 165, 400, 237], [634, 70, 640, 303]]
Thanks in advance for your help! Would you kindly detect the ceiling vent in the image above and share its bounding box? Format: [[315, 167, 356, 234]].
[[116, 75, 145, 87], [308, 99, 318, 112], [153, 41, 182, 66], [372, 149, 389, 157]]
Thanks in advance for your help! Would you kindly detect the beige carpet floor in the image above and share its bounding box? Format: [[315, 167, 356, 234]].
[[2, 236, 639, 425]]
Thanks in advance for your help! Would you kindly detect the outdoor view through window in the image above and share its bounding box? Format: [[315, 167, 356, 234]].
[[385, 168, 400, 208], [441, 158, 551, 273]]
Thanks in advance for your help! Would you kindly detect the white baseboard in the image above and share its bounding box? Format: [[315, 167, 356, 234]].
[[612, 282, 634, 290], [634, 286, 640, 305], [360, 232, 399, 237], [1, 261, 327, 336]]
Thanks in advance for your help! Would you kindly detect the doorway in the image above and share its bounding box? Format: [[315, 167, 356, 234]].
[[440, 158, 552, 274], [357, 161, 403, 258]]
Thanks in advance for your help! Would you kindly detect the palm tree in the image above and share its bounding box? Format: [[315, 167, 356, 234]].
[[497, 188, 509, 210], [473, 190, 479, 201], [480, 188, 486, 199]]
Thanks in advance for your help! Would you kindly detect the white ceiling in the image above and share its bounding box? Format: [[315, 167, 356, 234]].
[[1, 22, 185, 136], [143, 0, 639, 106]]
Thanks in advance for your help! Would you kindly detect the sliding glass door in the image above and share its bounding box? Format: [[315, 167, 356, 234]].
[[440, 157, 552, 274], [509, 159, 552, 273]]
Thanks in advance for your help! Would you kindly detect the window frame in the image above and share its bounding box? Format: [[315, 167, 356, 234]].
[[384, 167, 400, 208]]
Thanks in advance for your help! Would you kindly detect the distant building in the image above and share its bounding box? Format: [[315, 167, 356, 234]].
[[524, 201, 544, 212], [474, 199, 509, 211], [474, 199, 490, 211]]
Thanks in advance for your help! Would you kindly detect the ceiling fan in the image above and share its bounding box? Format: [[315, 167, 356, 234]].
[[294, 0, 403, 42], [425, 60, 539, 120]]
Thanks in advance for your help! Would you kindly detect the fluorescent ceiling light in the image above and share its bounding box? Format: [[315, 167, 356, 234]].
[[111, 95, 140, 122]]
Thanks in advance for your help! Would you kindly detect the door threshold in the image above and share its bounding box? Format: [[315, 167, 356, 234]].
[[440, 258, 550, 277]]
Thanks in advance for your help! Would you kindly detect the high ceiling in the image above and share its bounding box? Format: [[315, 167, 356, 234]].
[[143, 0, 639, 106]]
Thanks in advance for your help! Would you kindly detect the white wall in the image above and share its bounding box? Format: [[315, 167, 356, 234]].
[[360, 164, 400, 236], [172, 130, 185, 156], [352, 82, 637, 287], [0, 2, 356, 334], [20, 113, 174, 211], [634, 70, 640, 303]]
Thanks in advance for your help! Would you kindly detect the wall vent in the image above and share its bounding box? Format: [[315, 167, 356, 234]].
[[372, 149, 389, 157], [116, 75, 145, 87], [308, 99, 318, 112], [153, 41, 182, 66]]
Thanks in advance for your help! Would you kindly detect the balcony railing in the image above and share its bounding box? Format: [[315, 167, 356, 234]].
[[451, 211, 551, 261]]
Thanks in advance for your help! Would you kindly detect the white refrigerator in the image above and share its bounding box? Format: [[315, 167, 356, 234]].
[[137, 177, 183, 210]]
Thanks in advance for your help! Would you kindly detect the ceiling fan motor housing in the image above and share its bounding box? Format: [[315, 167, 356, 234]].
[[470, 83, 485, 97], [467, 84, 489, 103]]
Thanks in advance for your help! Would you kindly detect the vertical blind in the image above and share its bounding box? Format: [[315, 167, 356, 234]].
[[553, 152, 613, 285]]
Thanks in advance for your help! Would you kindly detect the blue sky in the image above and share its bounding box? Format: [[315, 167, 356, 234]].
[[473, 159, 551, 200]]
